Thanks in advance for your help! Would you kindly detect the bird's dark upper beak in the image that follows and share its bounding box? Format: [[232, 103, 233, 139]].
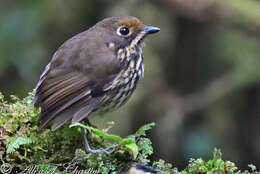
[[144, 26, 160, 34]]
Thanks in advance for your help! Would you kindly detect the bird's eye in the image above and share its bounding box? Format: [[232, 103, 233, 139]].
[[118, 27, 130, 36]]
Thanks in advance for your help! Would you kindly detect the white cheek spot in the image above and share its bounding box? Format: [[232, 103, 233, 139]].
[[108, 42, 115, 49]]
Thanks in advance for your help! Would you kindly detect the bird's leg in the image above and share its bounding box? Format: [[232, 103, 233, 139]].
[[81, 127, 117, 154], [81, 118, 118, 154], [83, 118, 106, 143], [83, 118, 97, 128]]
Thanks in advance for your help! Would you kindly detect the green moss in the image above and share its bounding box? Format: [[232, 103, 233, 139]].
[[0, 92, 259, 173]]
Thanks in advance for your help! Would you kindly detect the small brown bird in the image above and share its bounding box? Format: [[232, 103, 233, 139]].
[[33, 16, 160, 153]]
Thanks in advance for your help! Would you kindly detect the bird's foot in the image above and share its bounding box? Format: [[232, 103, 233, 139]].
[[81, 127, 117, 154], [84, 143, 118, 154]]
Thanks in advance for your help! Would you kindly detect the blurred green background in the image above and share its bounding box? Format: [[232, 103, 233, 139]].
[[1, 0, 260, 169]]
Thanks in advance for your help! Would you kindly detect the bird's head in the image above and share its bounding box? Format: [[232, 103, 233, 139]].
[[95, 16, 160, 49]]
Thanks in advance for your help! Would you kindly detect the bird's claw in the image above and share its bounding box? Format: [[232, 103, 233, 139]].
[[81, 127, 118, 154]]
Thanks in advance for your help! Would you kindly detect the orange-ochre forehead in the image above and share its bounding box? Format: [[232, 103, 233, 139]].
[[117, 18, 146, 33]]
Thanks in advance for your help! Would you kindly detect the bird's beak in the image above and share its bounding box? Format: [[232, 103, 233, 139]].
[[144, 26, 160, 34]]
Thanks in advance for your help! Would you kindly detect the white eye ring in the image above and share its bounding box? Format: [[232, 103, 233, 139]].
[[117, 27, 130, 36]]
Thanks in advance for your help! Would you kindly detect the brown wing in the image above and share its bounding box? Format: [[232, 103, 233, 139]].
[[33, 28, 122, 131], [33, 69, 94, 130]]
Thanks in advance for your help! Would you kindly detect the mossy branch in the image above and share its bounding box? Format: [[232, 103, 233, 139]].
[[0, 92, 259, 173]]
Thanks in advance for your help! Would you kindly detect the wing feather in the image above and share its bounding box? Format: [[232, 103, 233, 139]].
[[51, 97, 99, 131], [35, 70, 95, 128], [33, 27, 123, 130]]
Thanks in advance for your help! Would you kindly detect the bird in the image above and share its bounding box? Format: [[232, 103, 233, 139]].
[[121, 162, 162, 174], [32, 16, 160, 153]]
